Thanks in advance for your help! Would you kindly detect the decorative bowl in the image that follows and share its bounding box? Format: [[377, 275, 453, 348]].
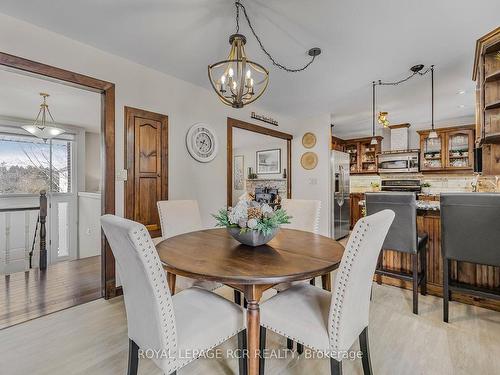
[[228, 227, 279, 247]]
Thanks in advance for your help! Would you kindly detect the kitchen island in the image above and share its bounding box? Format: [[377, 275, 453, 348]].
[[353, 193, 500, 312]]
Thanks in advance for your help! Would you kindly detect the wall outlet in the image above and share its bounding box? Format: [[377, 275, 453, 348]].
[[308, 178, 318, 185]]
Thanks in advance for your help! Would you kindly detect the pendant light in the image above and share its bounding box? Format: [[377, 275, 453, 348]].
[[22, 93, 64, 142], [371, 81, 378, 145], [208, 0, 321, 108], [428, 66, 438, 139]]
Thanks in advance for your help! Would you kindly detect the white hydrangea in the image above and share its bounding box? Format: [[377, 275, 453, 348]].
[[261, 203, 274, 218], [228, 200, 248, 224], [247, 218, 258, 229]]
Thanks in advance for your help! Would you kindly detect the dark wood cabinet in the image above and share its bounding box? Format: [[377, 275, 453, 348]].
[[344, 137, 382, 174], [418, 125, 474, 172], [331, 135, 345, 152], [473, 27, 500, 176], [349, 193, 364, 229]]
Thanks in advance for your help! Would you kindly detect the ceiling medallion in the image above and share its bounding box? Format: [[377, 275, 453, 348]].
[[22, 93, 65, 142], [208, 0, 321, 108]]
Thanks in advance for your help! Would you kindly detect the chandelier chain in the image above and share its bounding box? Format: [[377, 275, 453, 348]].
[[235, 1, 316, 73]]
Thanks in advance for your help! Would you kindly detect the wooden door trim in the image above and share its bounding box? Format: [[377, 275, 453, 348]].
[[227, 117, 293, 207], [0, 51, 116, 299], [124, 106, 168, 237]]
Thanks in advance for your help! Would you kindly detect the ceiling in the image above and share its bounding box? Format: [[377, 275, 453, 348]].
[[1, 0, 499, 136], [0, 69, 101, 132]]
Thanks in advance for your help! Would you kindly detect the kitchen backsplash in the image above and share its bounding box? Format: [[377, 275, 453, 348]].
[[350, 173, 487, 194]]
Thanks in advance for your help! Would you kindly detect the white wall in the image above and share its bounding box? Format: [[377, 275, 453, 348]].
[[78, 192, 101, 258], [289, 113, 331, 236], [84, 132, 100, 192], [0, 13, 299, 229]]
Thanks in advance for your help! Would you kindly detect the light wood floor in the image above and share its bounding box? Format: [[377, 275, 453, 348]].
[[1, 279, 500, 375], [0, 256, 101, 329]]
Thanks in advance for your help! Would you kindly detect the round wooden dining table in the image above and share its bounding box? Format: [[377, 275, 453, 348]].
[[156, 228, 344, 375]]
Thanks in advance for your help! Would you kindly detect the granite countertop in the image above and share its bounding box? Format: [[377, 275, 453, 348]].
[[358, 199, 440, 211]]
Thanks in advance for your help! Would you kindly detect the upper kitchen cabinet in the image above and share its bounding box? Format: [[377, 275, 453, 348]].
[[420, 131, 445, 170], [344, 136, 383, 174], [473, 27, 500, 176], [473, 27, 500, 144], [331, 135, 345, 152], [418, 125, 475, 172]]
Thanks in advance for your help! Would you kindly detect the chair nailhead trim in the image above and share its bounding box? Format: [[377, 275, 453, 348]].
[[329, 220, 369, 352]]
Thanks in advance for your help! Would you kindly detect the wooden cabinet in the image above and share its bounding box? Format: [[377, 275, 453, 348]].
[[418, 125, 474, 172], [473, 27, 500, 176], [473, 27, 500, 144], [349, 193, 364, 229], [344, 137, 382, 174], [331, 135, 345, 152]]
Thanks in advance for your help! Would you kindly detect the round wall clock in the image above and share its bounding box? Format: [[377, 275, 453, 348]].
[[302, 132, 317, 148], [186, 123, 218, 163]]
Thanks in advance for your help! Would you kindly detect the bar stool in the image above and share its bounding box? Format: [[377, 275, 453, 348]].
[[441, 193, 500, 323], [365, 192, 427, 314]]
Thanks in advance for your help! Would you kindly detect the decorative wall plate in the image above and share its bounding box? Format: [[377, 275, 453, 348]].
[[302, 132, 317, 148], [186, 123, 218, 163], [301, 152, 318, 170]]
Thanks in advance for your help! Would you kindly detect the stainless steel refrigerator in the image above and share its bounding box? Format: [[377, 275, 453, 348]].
[[331, 150, 350, 240]]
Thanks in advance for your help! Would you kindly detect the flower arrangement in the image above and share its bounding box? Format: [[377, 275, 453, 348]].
[[214, 200, 291, 236]]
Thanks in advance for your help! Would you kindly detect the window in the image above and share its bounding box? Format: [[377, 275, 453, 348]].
[[0, 134, 72, 194]]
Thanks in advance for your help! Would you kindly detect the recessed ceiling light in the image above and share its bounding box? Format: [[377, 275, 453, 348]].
[[457, 90, 466, 95], [458, 104, 465, 108]]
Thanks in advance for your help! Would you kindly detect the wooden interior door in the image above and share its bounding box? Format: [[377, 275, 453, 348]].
[[125, 107, 168, 237]]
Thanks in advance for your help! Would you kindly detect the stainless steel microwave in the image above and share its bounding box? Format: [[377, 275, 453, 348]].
[[378, 152, 419, 173]]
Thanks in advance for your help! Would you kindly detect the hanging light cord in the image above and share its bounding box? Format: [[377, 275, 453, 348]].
[[376, 65, 433, 86], [235, 1, 317, 73]]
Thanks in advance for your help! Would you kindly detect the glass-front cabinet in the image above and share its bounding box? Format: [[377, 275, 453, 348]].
[[343, 136, 382, 174], [446, 129, 473, 169], [345, 142, 359, 173], [421, 133, 444, 170], [418, 125, 475, 172], [359, 141, 378, 173]]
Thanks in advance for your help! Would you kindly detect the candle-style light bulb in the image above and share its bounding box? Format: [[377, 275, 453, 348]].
[[246, 69, 251, 79], [232, 81, 237, 90], [228, 68, 234, 78], [250, 78, 254, 87], [221, 75, 226, 84]]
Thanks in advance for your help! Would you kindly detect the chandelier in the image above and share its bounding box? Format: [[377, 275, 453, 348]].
[[377, 111, 389, 127], [22, 93, 65, 142], [208, 1, 321, 108]]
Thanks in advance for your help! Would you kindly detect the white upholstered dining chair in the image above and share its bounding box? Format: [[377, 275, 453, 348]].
[[271, 199, 321, 351], [280, 198, 321, 234], [101, 215, 246, 375], [156, 200, 221, 292], [259, 209, 395, 375], [274, 199, 321, 288]]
